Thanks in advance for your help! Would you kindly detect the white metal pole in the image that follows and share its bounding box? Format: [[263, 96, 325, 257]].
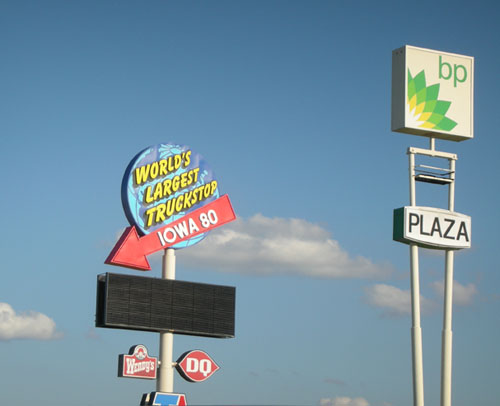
[[409, 150, 424, 406], [441, 250, 454, 406], [409, 152, 416, 207], [441, 158, 456, 406], [157, 248, 175, 393], [410, 244, 425, 406]]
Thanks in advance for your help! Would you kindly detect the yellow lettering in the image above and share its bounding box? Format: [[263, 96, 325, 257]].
[[183, 191, 193, 210], [167, 156, 174, 172], [197, 186, 204, 201], [145, 207, 156, 228], [203, 183, 211, 198], [134, 165, 150, 186], [144, 186, 154, 204], [172, 176, 180, 192], [183, 150, 191, 167], [174, 154, 182, 169], [153, 182, 163, 201], [180, 172, 188, 188], [155, 204, 166, 225], [175, 195, 184, 212], [159, 160, 168, 176], [162, 179, 172, 197], [191, 189, 199, 205], [165, 199, 175, 218], [150, 162, 159, 179], [192, 168, 199, 183], [142, 175, 218, 227]]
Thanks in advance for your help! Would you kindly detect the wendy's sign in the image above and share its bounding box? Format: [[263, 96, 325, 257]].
[[118, 345, 157, 379]]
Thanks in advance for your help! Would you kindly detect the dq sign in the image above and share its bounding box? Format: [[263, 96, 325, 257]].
[[392, 45, 474, 141], [176, 350, 220, 383]]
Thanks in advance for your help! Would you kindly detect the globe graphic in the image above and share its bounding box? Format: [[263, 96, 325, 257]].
[[122, 143, 220, 249]]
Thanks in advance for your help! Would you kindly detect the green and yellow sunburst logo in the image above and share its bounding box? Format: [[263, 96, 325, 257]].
[[407, 69, 457, 132]]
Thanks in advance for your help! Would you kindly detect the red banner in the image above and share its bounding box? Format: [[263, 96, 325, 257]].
[[105, 195, 236, 270]]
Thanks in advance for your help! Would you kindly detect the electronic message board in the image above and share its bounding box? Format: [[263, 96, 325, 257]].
[[96, 273, 235, 338]]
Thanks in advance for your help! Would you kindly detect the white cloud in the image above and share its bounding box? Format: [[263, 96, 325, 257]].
[[0, 303, 62, 341], [178, 214, 393, 279], [320, 396, 369, 406], [364, 284, 435, 317], [430, 280, 477, 306], [85, 327, 100, 340]]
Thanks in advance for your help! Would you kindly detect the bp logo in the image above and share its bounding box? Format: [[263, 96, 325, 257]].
[[392, 45, 473, 141], [407, 68, 457, 132]]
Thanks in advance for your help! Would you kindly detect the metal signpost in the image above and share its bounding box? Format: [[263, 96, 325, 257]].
[[157, 248, 176, 394], [391, 46, 474, 406], [99, 143, 236, 405]]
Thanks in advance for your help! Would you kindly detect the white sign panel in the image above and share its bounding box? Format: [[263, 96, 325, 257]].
[[393, 206, 471, 250], [392, 45, 474, 141]]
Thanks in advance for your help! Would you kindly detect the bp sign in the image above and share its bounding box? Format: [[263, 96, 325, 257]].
[[122, 143, 219, 249], [392, 45, 474, 141]]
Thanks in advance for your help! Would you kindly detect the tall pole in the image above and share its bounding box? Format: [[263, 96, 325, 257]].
[[441, 158, 456, 406], [408, 150, 424, 406], [157, 248, 175, 393]]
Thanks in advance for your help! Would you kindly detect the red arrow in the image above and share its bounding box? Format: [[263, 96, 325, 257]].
[[105, 195, 236, 271]]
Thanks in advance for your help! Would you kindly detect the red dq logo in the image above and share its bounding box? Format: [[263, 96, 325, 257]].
[[176, 350, 220, 382]]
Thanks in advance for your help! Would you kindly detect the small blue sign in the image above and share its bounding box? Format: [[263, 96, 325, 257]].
[[141, 392, 187, 406]]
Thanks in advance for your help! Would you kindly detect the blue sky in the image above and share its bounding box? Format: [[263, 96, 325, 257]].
[[1, 1, 499, 406]]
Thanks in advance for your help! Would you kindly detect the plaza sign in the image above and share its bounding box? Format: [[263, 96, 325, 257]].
[[393, 206, 471, 250], [392, 45, 474, 141]]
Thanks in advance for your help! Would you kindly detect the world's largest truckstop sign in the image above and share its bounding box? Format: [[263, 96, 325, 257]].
[[106, 143, 236, 270]]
